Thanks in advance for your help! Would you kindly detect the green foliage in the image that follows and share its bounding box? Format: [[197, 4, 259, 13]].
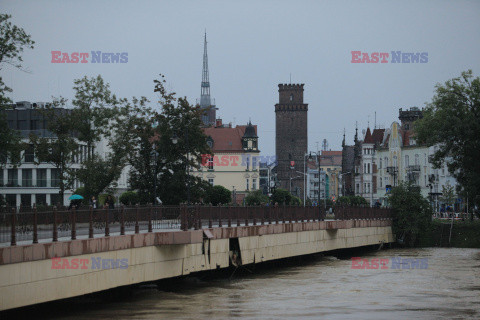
[[206, 185, 231, 206], [128, 75, 210, 205], [270, 188, 303, 205], [119, 191, 139, 206], [29, 99, 79, 205], [290, 196, 302, 206], [336, 196, 350, 205], [415, 70, 480, 208], [270, 188, 292, 205], [389, 182, 433, 247], [245, 190, 269, 206], [0, 14, 35, 167], [440, 183, 456, 207]]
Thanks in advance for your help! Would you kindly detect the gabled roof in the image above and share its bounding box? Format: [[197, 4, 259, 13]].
[[203, 124, 258, 152]]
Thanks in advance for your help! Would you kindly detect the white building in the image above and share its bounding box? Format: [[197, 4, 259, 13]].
[[0, 101, 128, 207]]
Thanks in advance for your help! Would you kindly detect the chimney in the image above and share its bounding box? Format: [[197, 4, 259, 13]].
[[215, 119, 222, 127]]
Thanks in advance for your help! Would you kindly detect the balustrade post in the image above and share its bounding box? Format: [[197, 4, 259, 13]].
[[120, 206, 125, 235], [135, 205, 140, 233], [237, 206, 241, 227], [219, 206, 223, 228], [181, 206, 188, 231], [148, 206, 153, 233], [10, 208, 16, 246], [104, 207, 110, 236], [53, 206, 58, 242], [89, 206, 94, 238], [71, 207, 76, 240], [33, 206, 38, 244]]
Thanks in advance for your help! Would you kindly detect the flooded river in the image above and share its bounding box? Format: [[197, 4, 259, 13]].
[[7, 247, 480, 319]]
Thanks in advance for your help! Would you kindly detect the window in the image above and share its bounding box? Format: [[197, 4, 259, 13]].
[[51, 169, 60, 188], [24, 144, 34, 163], [367, 163, 370, 174], [246, 156, 250, 171], [379, 158, 382, 169], [208, 178, 214, 186], [385, 157, 389, 167], [290, 94, 293, 101], [252, 156, 257, 170], [393, 156, 397, 167], [405, 155, 409, 167], [22, 169, 32, 187], [208, 157, 214, 170], [246, 178, 249, 191], [37, 169, 47, 187], [253, 178, 257, 190], [379, 178, 383, 188], [0, 169, 3, 186], [8, 169, 18, 187], [415, 154, 419, 165]]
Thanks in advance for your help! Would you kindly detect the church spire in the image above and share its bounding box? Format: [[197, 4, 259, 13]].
[[342, 128, 346, 148], [200, 31, 216, 126]]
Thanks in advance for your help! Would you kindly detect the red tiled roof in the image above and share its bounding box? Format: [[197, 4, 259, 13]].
[[203, 125, 257, 152], [319, 151, 342, 167], [371, 129, 385, 144], [363, 127, 373, 143]]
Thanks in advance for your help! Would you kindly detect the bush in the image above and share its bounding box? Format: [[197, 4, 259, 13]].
[[119, 191, 139, 206], [245, 190, 269, 206], [290, 196, 302, 206], [271, 188, 292, 205], [206, 185, 231, 206]]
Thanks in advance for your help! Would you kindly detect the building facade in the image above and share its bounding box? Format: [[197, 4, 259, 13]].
[[195, 120, 260, 204]]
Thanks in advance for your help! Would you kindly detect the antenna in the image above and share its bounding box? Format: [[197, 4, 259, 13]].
[[374, 111, 377, 129]]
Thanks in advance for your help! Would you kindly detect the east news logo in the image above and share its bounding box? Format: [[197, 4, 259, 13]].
[[351, 51, 428, 63], [351, 257, 428, 269], [51, 51, 128, 63]]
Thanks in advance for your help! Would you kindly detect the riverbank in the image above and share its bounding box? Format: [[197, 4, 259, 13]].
[[418, 220, 480, 248]]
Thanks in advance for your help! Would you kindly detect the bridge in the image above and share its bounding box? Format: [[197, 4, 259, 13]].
[[0, 205, 394, 311]]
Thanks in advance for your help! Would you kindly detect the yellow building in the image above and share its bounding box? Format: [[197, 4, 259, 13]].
[[319, 151, 342, 201], [194, 120, 260, 204]]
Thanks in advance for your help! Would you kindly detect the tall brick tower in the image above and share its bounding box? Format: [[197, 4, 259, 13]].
[[275, 83, 308, 199]]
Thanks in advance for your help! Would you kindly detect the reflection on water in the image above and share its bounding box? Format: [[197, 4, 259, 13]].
[[8, 248, 480, 319]]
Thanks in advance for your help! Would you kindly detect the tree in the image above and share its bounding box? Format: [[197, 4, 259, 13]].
[[415, 70, 480, 208], [75, 96, 149, 199], [70, 75, 119, 199], [0, 14, 35, 167], [271, 188, 292, 205], [29, 100, 78, 205], [245, 190, 269, 206], [205, 185, 231, 206], [128, 75, 211, 205], [389, 182, 433, 247]]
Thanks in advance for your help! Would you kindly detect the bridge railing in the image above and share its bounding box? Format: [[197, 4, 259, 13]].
[[0, 205, 391, 246]]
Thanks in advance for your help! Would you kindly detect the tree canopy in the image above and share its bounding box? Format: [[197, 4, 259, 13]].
[[389, 182, 432, 247], [0, 14, 35, 167], [415, 70, 480, 207]]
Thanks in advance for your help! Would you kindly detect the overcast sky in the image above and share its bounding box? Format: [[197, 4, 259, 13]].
[[2, 0, 480, 156]]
